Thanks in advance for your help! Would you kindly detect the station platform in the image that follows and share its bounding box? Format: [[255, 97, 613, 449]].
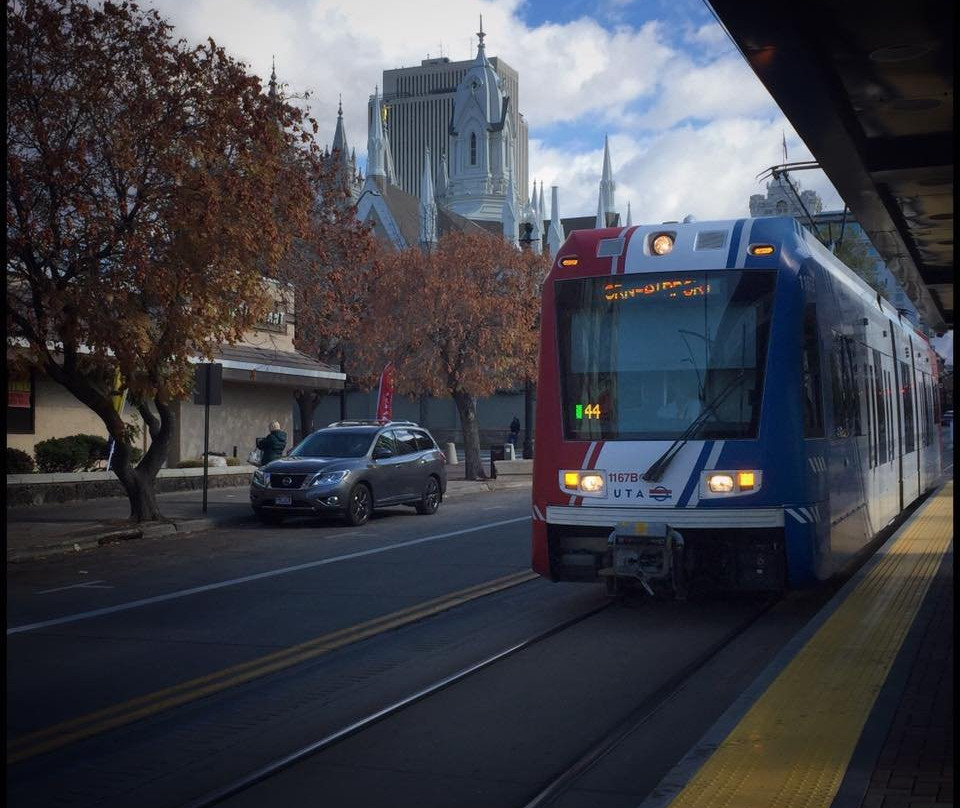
[[642, 479, 953, 808]]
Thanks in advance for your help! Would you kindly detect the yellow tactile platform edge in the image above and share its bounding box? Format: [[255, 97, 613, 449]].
[[669, 481, 953, 808]]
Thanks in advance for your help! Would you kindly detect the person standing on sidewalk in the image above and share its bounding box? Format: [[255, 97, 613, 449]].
[[257, 421, 287, 465], [508, 416, 521, 447]]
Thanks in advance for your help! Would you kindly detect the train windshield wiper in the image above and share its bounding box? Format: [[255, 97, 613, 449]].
[[641, 372, 746, 483]]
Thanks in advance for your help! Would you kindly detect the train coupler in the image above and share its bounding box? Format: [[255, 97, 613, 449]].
[[601, 521, 687, 599]]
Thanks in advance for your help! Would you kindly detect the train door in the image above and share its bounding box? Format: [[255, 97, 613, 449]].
[[891, 324, 920, 510], [871, 345, 899, 527], [827, 330, 870, 561]]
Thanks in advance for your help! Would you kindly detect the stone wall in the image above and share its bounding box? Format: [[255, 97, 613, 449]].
[[6, 467, 253, 507]]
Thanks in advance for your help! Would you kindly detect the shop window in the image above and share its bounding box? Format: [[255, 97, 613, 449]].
[[7, 369, 35, 434]]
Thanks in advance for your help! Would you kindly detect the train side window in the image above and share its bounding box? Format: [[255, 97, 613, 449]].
[[924, 376, 933, 446], [845, 339, 862, 436], [899, 361, 915, 454], [918, 375, 926, 448], [828, 333, 859, 438], [829, 335, 844, 436], [863, 364, 877, 468], [873, 350, 887, 465], [885, 369, 895, 459], [802, 302, 824, 438]]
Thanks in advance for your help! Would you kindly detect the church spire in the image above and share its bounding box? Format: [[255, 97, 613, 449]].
[[332, 93, 350, 162], [419, 146, 437, 249], [599, 134, 616, 225], [502, 167, 519, 247], [547, 186, 564, 259], [268, 56, 278, 104], [366, 86, 386, 178], [435, 151, 449, 201]]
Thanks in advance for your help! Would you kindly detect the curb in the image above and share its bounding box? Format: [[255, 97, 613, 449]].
[[5, 516, 243, 563], [6, 478, 532, 563]]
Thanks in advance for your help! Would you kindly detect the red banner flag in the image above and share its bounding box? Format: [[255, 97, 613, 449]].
[[376, 362, 395, 421]]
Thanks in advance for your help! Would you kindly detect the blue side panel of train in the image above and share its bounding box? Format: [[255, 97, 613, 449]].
[[747, 217, 942, 585]]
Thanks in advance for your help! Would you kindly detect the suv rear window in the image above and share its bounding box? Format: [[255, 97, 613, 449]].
[[413, 430, 435, 451], [392, 429, 420, 455]]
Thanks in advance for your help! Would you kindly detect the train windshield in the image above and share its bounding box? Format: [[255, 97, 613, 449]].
[[556, 270, 776, 440]]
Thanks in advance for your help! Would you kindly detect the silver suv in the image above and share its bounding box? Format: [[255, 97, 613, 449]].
[[250, 420, 447, 526]]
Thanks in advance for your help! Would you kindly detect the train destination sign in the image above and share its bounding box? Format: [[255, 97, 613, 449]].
[[603, 278, 711, 302]]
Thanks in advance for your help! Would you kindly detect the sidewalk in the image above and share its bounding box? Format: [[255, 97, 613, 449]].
[[5, 474, 531, 563]]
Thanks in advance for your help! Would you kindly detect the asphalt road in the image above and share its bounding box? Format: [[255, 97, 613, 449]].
[[6, 486, 835, 808]]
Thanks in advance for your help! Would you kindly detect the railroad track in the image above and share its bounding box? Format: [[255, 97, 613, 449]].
[[181, 594, 777, 808]]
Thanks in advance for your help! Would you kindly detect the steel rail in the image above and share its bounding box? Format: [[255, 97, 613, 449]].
[[519, 595, 779, 808], [181, 599, 614, 808]]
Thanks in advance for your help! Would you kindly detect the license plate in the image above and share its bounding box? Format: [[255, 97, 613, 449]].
[[275, 495, 292, 506]]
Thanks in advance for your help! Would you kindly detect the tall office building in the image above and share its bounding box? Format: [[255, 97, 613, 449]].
[[375, 39, 528, 212]]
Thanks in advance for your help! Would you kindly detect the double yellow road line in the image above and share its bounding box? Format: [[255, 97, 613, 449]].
[[7, 569, 538, 765]]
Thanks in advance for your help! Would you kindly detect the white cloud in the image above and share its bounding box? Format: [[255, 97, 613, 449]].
[[628, 54, 778, 129], [531, 120, 843, 224], [144, 0, 843, 222]]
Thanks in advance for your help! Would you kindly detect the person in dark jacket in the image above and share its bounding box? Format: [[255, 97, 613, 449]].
[[508, 416, 521, 447], [257, 421, 287, 465]]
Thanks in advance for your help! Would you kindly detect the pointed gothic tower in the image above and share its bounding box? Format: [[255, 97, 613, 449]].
[[366, 86, 387, 180], [547, 186, 564, 259], [445, 19, 516, 222], [331, 96, 360, 201], [502, 169, 519, 247], [528, 181, 543, 255], [538, 182, 546, 232], [599, 134, 616, 225], [420, 146, 438, 249], [435, 151, 449, 202], [268, 56, 278, 106]]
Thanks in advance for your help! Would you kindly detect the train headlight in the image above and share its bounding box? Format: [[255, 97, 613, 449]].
[[651, 233, 675, 255], [559, 470, 607, 497], [707, 473, 735, 493], [703, 470, 762, 496]]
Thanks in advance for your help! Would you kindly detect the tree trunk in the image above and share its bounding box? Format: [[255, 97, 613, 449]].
[[42, 353, 174, 523], [453, 389, 485, 480], [113, 457, 164, 522]]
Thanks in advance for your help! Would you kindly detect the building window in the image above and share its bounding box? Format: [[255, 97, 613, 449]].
[[470, 132, 477, 165], [776, 200, 788, 214], [7, 369, 35, 434]]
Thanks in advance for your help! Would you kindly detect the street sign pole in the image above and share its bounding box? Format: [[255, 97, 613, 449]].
[[202, 363, 211, 514]]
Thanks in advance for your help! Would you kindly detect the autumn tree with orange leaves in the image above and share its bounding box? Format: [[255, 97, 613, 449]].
[[6, 0, 325, 520], [277, 172, 382, 438], [354, 232, 549, 480]]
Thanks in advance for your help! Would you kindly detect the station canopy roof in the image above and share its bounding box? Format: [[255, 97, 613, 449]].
[[708, 0, 953, 335]]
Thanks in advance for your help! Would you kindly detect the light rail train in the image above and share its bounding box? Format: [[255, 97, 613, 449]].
[[531, 216, 944, 593]]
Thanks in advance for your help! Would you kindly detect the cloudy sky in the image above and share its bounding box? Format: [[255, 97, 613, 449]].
[[145, 0, 844, 223], [141, 0, 951, 362]]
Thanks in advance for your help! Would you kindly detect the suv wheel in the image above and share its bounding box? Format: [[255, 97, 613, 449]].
[[345, 483, 372, 526], [415, 476, 441, 515]]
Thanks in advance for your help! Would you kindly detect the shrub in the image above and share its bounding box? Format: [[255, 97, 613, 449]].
[[226, 456, 243, 466], [6, 447, 35, 474], [34, 434, 109, 473], [176, 459, 205, 468]]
